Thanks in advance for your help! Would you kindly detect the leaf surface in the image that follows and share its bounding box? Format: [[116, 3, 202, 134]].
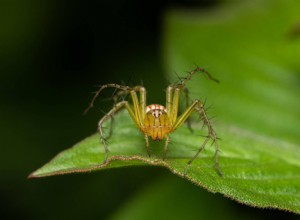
[[30, 110, 300, 213]]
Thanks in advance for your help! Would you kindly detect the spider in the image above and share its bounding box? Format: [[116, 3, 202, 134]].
[[84, 67, 222, 176]]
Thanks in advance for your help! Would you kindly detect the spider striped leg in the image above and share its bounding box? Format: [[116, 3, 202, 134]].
[[166, 85, 192, 125], [167, 67, 219, 125], [165, 86, 184, 161], [113, 86, 146, 120], [164, 86, 175, 160], [112, 86, 152, 157], [98, 101, 138, 163], [166, 85, 174, 116], [157, 84, 180, 161], [167, 67, 218, 122], [171, 88, 180, 124], [183, 87, 193, 132], [105, 86, 146, 139], [172, 99, 222, 177], [84, 83, 143, 129]]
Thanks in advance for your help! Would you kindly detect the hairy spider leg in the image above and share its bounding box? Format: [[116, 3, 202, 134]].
[[112, 86, 151, 156], [159, 85, 183, 159], [84, 83, 146, 126], [166, 86, 192, 131], [163, 84, 191, 161], [113, 86, 146, 118], [171, 99, 222, 176], [180, 66, 220, 85], [164, 67, 221, 176], [103, 86, 147, 140], [98, 101, 137, 162], [166, 66, 218, 125], [195, 104, 222, 177], [166, 85, 173, 116], [105, 115, 114, 140], [86, 84, 147, 162], [84, 84, 132, 114], [182, 87, 193, 132]]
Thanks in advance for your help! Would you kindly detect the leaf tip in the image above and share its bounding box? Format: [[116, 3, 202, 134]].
[[27, 170, 40, 179]]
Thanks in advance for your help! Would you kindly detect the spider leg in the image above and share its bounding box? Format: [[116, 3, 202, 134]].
[[85, 83, 145, 128], [164, 86, 191, 161], [104, 89, 133, 140], [112, 86, 146, 119], [84, 84, 134, 115], [172, 99, 222, 177], [113, 90, 130, 103], [98, 100, 139, 163], [144, 134, 151, 157], [176, 67, 219, 90], [108, 87, 143, 139], [167, 67, 218, 124], [106, 113, 114, 140], [184, 135, 210, 175], [183, 87, 193, 133], [195, 103, 222, 177], [164, 68, 220, 175], [162, 135, 170, 160], [166, 85, 174, 116]]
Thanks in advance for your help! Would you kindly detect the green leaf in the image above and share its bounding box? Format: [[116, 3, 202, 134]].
[[30, 0, 300, 215], [30, 110, 300, 213]]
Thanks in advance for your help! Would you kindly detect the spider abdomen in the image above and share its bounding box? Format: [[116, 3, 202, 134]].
[[142, 104, 172, 140]]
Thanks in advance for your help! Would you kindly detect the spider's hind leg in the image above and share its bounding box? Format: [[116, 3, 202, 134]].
[[172, 99, 222, 177], [184, 100, 222, 177]]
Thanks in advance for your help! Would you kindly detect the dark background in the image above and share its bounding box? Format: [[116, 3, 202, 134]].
[[0, 0, 299, 219]]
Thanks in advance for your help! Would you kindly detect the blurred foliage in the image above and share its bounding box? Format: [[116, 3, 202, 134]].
[[110, 175, 273, 220]]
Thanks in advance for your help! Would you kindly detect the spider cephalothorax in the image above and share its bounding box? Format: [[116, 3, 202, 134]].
[[84, 67, 222, 176], [142, 104, 172, 141]]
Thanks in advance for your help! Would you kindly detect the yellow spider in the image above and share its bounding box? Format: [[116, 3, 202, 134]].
[[85, 67, 222, 176]]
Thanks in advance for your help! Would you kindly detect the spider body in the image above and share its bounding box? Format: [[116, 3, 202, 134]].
[[85, 67, 222, 176], [142, 104, 172, 141]]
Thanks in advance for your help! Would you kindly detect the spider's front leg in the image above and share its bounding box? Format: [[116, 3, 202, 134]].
[[98, 100, 139, 163], [85, 83, 147, 162], [113, 86, 151, 157], [173, 99, 222, 177], [166, 67, 221, 176], [182, 87, 193, 133], [106, 86, 146, 140]]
